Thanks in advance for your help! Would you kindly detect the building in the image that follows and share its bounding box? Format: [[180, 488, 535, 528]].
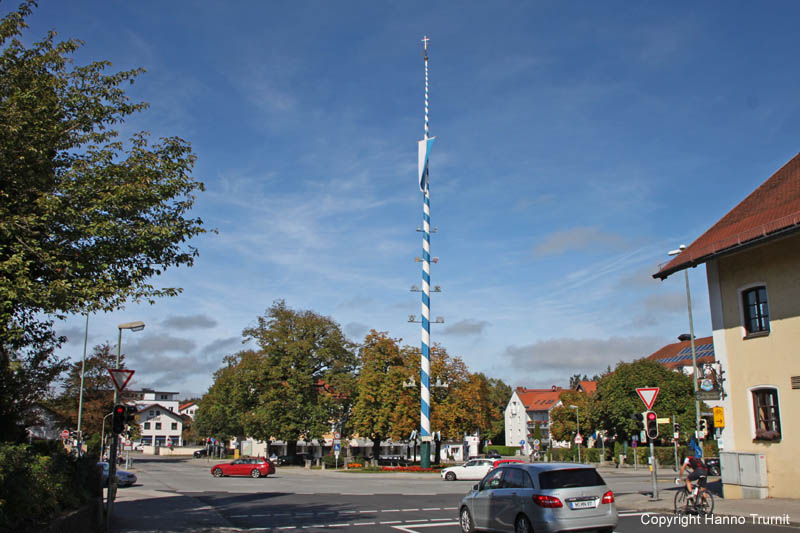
[[655, 153, 800, 499], [179, 401, 198, 419], [127, 389, 183, 447], [505, 386, 564, 451]]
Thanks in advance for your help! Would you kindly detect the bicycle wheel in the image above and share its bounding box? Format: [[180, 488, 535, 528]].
[[697, 491, 714, 515], [674, 489, 688, 514]]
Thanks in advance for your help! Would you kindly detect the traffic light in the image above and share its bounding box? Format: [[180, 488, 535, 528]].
[[646, 411, 658, 440], [699, 418, 708, 438], [631, 411, 645, 427], [124, 405, 138, 426], [112, 404, 126, 434]]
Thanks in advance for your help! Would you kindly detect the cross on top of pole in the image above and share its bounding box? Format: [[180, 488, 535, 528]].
[[421, 35, 430, 50]]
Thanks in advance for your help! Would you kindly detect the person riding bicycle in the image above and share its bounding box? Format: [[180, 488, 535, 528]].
[[678, 454, 708, 502]]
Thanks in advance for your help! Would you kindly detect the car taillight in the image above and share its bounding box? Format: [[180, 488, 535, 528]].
[[601, 490, 615, 504], [532, 495, 563, 508]]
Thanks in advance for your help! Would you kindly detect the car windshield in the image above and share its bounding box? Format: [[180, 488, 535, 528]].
[[539, 468, 605, 489]]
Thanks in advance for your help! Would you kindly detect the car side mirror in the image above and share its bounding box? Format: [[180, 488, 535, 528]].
[[473, 484, 480, 491]]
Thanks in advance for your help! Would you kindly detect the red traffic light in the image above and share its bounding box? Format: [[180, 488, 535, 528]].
[[647, 412, 656, 422]]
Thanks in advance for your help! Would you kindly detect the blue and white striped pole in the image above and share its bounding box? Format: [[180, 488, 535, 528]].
[[418, 35, 434, 468]]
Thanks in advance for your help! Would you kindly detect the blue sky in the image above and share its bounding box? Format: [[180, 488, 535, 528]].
[[17, 1, 800, 398]]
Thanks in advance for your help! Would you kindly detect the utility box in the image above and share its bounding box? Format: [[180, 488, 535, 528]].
[[720, 451, 768, 499]]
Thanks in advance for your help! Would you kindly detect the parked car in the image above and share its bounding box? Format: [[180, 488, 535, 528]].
[[193, 448, 209, 458], [375, 455, 409, 466], [485, 450, 501, 459], [493, 459, 525, 468], [704, 457, 721, 476], [211, 457, 275, 478], [276, 453, 313, 466], [97, 461, 137, 488], [441, 458, 496, 481], [459, 463, 617, 532]]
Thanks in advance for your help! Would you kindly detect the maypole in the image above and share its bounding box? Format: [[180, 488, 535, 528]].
[[418, 35, 435, 468]]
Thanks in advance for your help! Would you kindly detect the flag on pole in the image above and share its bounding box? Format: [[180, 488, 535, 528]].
[[418, 137, 435, 192]]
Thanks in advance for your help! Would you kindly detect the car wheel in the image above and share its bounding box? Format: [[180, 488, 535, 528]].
[[250, 469, 261, 478], [459, 507, 475, 532], [212, 468, 223, 477], [515, 514, 532, 533], [445, 471, 456, 481]]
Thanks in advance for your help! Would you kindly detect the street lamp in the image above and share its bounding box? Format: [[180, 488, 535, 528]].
[[114, 321, 145, 404], [76, 313, 90, 456], [668, 245, 701, 441], [570, 405, 580, 463]]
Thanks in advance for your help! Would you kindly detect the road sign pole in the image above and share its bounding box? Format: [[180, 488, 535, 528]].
[[649, 440, 659, 501], [673, 414, 679, 472]]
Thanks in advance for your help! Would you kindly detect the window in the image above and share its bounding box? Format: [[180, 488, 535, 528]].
[[171, 423, 178, 430], [752, 388, 781, 440], [742, 286, 770, 335], [539, 468, 605, 489], [144, 422, 150, 430], [502, 468, 532, 489], [155, 422, 162, 430], [149, 410, 154, 416]]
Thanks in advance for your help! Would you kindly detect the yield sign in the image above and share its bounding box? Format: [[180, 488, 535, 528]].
[[108, 368, 135, 393], [636, 387, 659, 410]]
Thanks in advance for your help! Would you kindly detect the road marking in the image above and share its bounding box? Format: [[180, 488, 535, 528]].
[[431, 518, 453, 521], [340, 510, 357, 515], [443, 507, 458, 510], [402, 508, 420, 511], [422, 508, 440, 511], [360, 510, 378, 513], [406, 519, 428, 523], [619, 511, 653, 517], [353, 521, 376, 526], [392, 523, 459, 532], [231, 514, 249, 517], [381, 521, 402, 525]]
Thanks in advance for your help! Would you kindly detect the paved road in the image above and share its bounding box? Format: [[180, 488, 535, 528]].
[[112, 456, 779, 533]]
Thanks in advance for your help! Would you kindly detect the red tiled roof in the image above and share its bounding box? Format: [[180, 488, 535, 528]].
[[179, 401, 196, 411], [515, 386, 563, 411], [576, 380, 597, 394], [655, 153, 800, 279], [646, 336, 716, 370]]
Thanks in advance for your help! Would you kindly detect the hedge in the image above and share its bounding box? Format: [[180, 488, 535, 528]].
[[0, 443, 101, 531], [485, 445, 520, 456]]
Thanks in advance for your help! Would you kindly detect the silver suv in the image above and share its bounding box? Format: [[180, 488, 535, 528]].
[[459, 463, 617, 532]]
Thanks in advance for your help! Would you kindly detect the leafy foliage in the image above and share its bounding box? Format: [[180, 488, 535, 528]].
[[0, 443, 100, 530], [196, 301, 356, 453], [591, 358, 698, 443], [0, 1, 208, 441]]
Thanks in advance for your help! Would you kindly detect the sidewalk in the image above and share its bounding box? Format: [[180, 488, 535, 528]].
[[596, 464, 800, 524]]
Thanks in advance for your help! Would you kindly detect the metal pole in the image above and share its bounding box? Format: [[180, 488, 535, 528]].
[[114, 328, 122, 404], [650, 440, 659, 500], [100, 412, 112, 459], [576, 409, 581, 463], [673, 414, 679, 472], [684, 269, 702, 441], [418, 35, 433, 469], [76, 313, 89, 456]]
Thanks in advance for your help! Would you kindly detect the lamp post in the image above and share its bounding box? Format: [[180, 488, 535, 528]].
[[114, 321, 145, 404], [668, 245, 701, 441], [76, 313, 90, 456], [100, 411, 113, 458], [570, 405, 580, 463]]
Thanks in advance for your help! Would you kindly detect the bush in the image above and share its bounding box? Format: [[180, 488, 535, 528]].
[[485, 445, 519, 456], [0, 443, 100, 530]]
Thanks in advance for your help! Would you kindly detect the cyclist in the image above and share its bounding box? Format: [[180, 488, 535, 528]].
[[678, 454, 708, 503]]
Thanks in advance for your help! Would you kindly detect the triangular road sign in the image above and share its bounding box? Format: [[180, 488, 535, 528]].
[[636, 387, 659, 410], [108, 368, 135, 393]]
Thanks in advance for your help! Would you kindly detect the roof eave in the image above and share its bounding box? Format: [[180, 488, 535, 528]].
[[653, 224, 800, 280]]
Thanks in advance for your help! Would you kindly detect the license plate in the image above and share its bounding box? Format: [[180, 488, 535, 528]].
[[569, 500, 597, 509]]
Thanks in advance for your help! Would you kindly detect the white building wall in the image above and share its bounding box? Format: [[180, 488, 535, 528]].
[[504, 391, 529, 449]]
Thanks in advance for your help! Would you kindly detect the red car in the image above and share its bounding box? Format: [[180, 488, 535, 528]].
[[211, 457, 275, 478], [493, 458, 525, 468]]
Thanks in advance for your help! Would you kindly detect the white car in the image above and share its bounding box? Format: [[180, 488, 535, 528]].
[[441, 458, 496, 481]]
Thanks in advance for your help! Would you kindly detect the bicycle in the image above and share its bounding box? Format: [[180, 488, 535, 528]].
[[674, 476, 714, 515]]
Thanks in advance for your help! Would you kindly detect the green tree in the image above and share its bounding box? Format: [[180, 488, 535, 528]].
[[351, 331, 407, 460], [482, 375, 512, 445], [238, 301, 356, 457], [591, 358, 698, 443], [0, 2, 208, 441], [50, 342, 120, 437], [549, 390, 593, 442], [194, 356, 248, 443]]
